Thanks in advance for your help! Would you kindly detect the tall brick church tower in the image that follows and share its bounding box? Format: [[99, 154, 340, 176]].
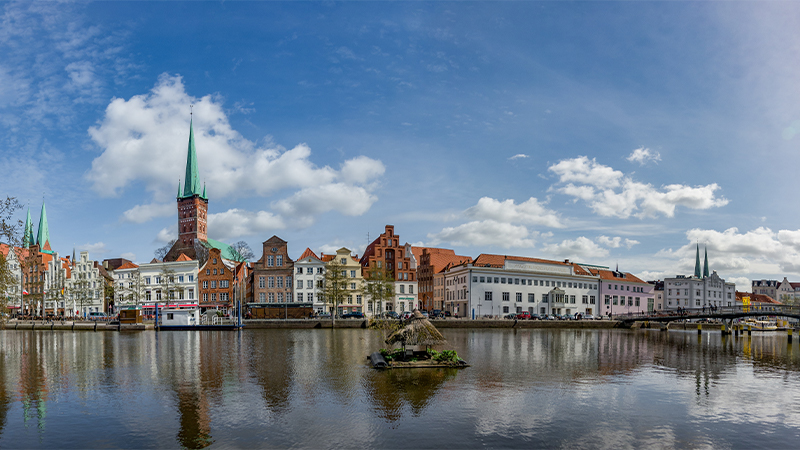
[[164, 119, 208, 262]]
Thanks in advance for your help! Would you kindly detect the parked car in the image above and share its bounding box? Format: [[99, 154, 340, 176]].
[[504, 313, 517, 320], [341, 312, 365, 319], [432, 309, 442, 318], [582, 314, 595, 320], [400, 311, 414, 320], [421, 311, 430, 319], [516, 311, 531, 320], [318, 313, 331, 319], [530, 314, 541, 320], [382, 311, 399, 319], [444, 311, 452, 317]]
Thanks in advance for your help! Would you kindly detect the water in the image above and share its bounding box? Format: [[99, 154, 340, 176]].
[[1, 328, 800, 448]]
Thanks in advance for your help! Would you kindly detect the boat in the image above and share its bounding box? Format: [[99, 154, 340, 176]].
[[742, 318, 778, 331], [157, 305, 241, 330]]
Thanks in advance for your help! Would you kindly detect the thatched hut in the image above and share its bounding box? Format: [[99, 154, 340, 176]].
[[385, 309, 447, 351]]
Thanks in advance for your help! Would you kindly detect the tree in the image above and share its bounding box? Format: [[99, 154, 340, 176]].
[[230, 241, 255, 262], [193, 241, 209, 267], [361, 263, 395, 318], [117, 269, 144, 307], [154, 239, 176, 261], [321, 260, 349, 325], [0, 197, 22, 323], [158, 265, 177, 303]]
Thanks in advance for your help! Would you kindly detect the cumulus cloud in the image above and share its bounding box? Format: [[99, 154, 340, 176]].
[[87, 74, 385, 232], [464, 197, 564, 229], [626, 147, 661, 165], [156, 227, 176, 243], [549, 156, 728, 218], [427, 220, 537, 248], [596, 235, 640, 249], [79, 242, 108, 255], [207, 209, 285, 242], [541, 237, 609, 260], [121, 203, 174, 224]]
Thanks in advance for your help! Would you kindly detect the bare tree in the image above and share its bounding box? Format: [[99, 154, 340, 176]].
[[193, 241, 209, 267], [361, 263, 395, 318], [321, 260, 349, 325], [0, 197, 22, 322], [230, 241, 255, 262], [154, 239, 176, 261]]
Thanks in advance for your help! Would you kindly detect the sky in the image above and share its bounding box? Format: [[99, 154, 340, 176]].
[[2, 1, 800, 292]]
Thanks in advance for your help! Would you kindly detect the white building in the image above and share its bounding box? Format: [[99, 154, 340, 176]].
[[663, 245, 736, 310], [112, 256, 198, 310], [42, 251, 71, 316], [442, 254, 600, 318], [66, 251, 105, 317], [0, 244, 22, 313], [393, 243, 419, 314], [295, 248, 326, 313]]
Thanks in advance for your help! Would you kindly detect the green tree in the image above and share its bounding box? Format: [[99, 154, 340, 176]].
[[321, 260, 348, 325], [361, 263, 395, 318]]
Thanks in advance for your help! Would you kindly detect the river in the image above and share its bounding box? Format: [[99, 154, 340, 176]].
[[1, 328, 799, 448]]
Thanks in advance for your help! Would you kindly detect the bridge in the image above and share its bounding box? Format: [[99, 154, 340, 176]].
[[612, 304, 800, 324]]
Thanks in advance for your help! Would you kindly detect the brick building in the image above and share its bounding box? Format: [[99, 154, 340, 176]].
[[359, 225, 418, 313], [251, 236, 294, 304], [198, 248, 236, 313], [415, 247, 471, 312]]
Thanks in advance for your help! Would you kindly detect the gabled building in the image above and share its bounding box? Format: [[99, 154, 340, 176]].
[[294, 247, 326, 313], [329, 247, 365, 316], [415, 247, 471, 312], [67, 251, 104, 317], [588, 266, 653, 316], [663, 245, 736, 310], [251, 236, 294, 305], [359, 225, 418, 313], [198, 247, 236, 313]]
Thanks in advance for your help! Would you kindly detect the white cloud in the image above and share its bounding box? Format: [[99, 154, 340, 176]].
[[549, 156, 728, 218], [87, 74, 385, 228], [508, 154, 528, 160], [464, 197, 564, 229], [727, 276, 753, 293], [120, 252, 136, 261], [156, 227, 176, 243], [427, 220, 537, 248], [207, 209, 285, 242], [121, 203, 174, 224], [596, 236, 640, 249], [626, 147, 661, 165], [541, 237, 608, 260], [79, 242, 108, 255]]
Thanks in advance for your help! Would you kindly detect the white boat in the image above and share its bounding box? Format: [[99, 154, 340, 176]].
[[742, 318, 778, 331]]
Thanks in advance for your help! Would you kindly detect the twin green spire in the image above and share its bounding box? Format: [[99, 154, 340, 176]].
[[178, 119, 207, 200], [22, 202, 50, 249]]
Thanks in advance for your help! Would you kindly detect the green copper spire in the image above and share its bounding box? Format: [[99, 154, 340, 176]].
[[202, 183, 206, 200], [181, 119, 202, 198], [694, 244, 701, 278], [36, 201, 50, 249], [23, 208, 35, 248], [177, 179, 182, 198], [703, 247, 709, 278]]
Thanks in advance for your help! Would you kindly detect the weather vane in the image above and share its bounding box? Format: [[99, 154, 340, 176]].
[[190, 104, 193, 116]]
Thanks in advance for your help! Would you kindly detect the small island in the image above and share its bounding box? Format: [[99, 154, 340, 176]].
[[368, 310, 469, 369]]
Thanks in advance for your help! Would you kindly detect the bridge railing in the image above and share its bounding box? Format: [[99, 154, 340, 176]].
[[612, 304, 800, 321]]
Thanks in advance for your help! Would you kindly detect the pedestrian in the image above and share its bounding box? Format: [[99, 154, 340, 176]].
[[703, 305, 706, 313]]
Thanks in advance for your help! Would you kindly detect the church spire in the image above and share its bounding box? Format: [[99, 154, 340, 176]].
[[36, 201, 50, 250], [181, 118, 202, 199], [703, 246, 709, 278], [23, 208, 34, 248], [694, 243, 701, 278]]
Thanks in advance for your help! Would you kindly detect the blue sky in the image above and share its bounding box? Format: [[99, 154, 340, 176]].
[[2, 1, 800, 291]]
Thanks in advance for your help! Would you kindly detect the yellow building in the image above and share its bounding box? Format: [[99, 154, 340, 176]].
[[325, 247, 365, 315]]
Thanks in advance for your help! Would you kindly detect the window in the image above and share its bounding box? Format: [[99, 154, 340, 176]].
[[222, 280, 229, 288], [268, 292, 274, 302], [503, 306, 509, 313], [399, 285, 405, 294], [350, 283, 356, 290], [277, 255, 283, 266], [259, 292, 265, 302], [527, 280, 532, 286], [570, 295, 576, 304], [297, 267, 303, 274], [259, 277, 265, 288], [213, 269, 217, 275], [268, 277, 275, 288], [473, 276, 478, 282], [613, 295, 618, 305], [479, 276, 485, 282], [308, 293, 313, 303], [514, 278, 520, 285], [210, 280, 216, 289], [277, 277, 284, 288], [178, 275, 184, 283], [317, 267, 324, 274], [145, 277, 151, 285], [501, 278, 506, 284], [350, 270, 356, 278], [494, 277, 500, 283], [205, 269, 210, 275], [409, 285, 414, 294], [357, 295, 362, 304], [604, 295, 610, 305], [188, 289, 194, 300], [307, 280, 313, 289], [297, 293, 303, 302], [146, 291, 152, 301], [267, 256, 274, 267], [486, 277, 492, 284], [590, 295, 595, 304], [635, 297, 640, 306], [211, 293, 217, 302], [213, 258, 217, 264], [485, 291, 493, 301], [156, 290, 162, 300], [203, 281, 208, 289], [582, 295, 588, 304], [502, 292, 510, 301], [277, 292, 283, 302], [189, 275, 194, 282], [516, 293, 522, 302]]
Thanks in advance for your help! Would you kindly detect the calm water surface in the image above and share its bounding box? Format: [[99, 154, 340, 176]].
[[1, 328, 800, 448]]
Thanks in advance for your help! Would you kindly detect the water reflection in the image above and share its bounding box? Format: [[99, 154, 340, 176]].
[[2, 328, 800, 448]]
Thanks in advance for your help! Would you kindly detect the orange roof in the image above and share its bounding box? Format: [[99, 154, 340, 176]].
[[588, 269, 647, 284], [470, 253, 595, 276], [117, 261, 140, 270], [175, 253, 192, 262], [736, 292, 780, 304], [298, 247, 319, 261], [0, 243, 10, 258], [320, 254, 335, 262]]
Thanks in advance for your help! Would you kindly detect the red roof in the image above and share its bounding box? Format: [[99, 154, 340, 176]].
[[298, 247, 319, 261], [175, 253, 192, 262], [117, 261, 140, 270], [736, 292, 781, 304], [588, 268, 647, 284]]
